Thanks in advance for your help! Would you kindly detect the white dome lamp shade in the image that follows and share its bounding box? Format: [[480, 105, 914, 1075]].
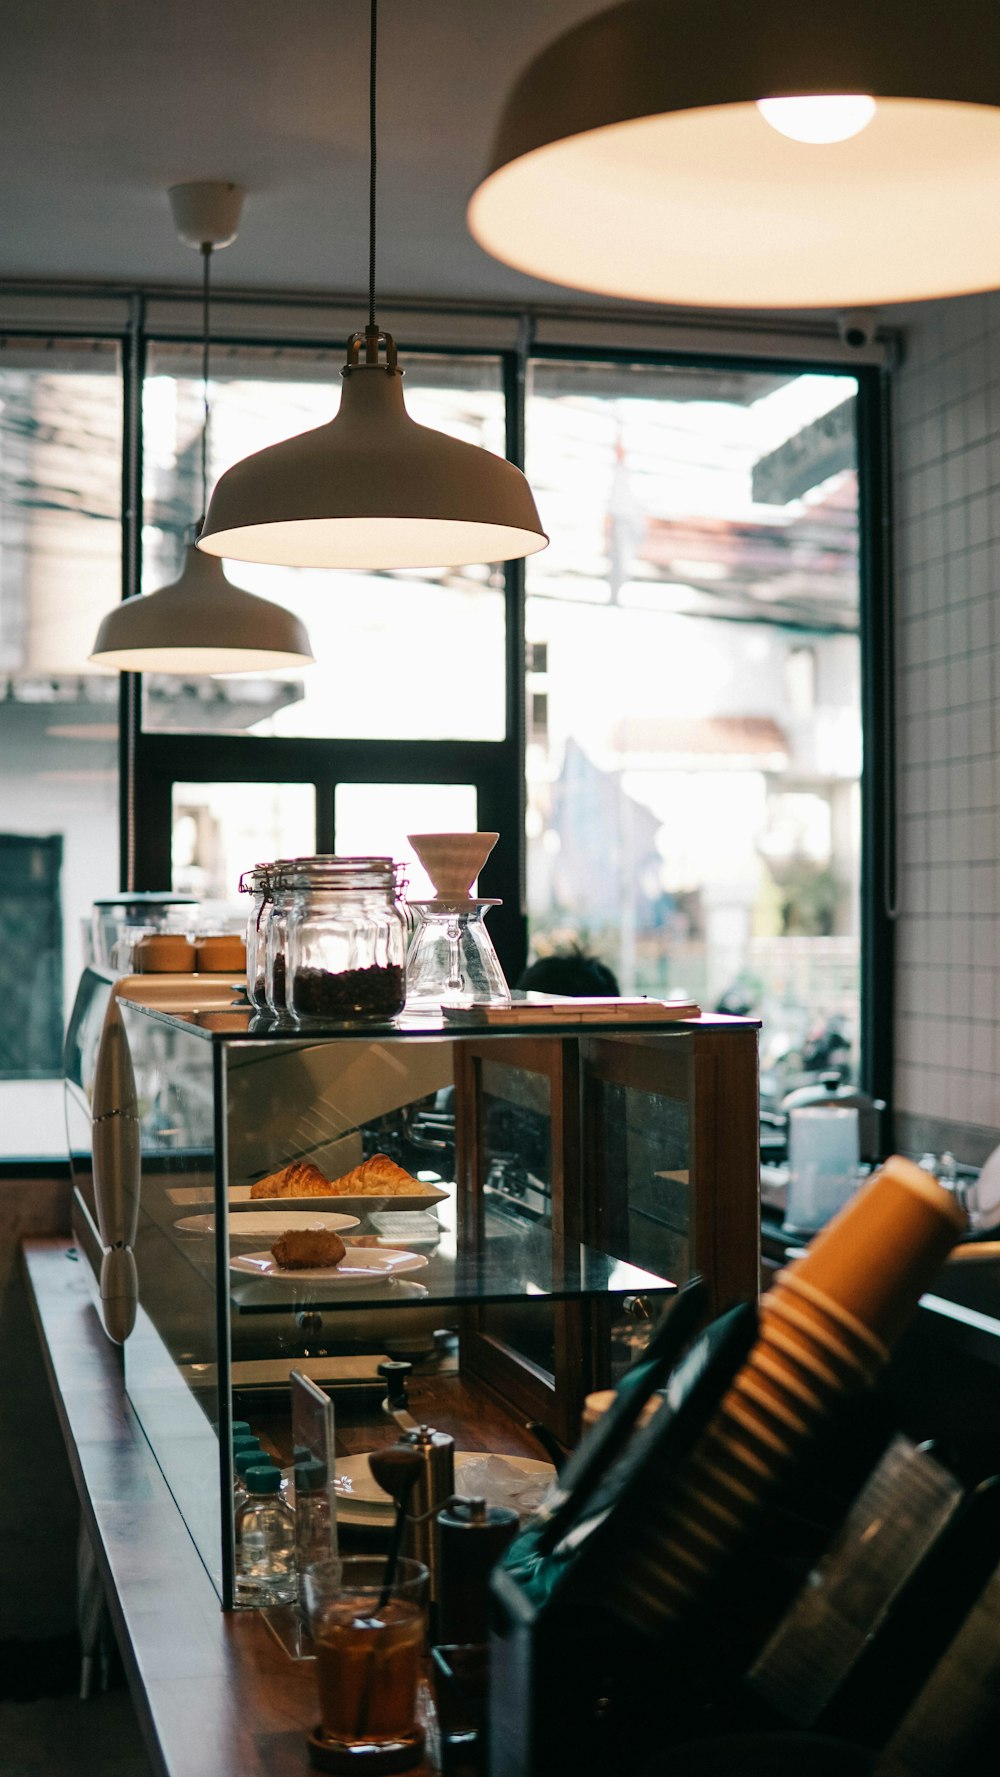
[[197, 324, 548, 571], [89, 545, 314, 674], [197, 1, 547, 571], [90, 182, 315, 675], [467, 0, 1000, 310]]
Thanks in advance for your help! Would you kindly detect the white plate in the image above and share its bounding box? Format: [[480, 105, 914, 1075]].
[[176, 1210, 361, 1237], [230, 1183, 448, 1213], [230, 1247, 428, 1285], [333, 1451, 556, 1526]]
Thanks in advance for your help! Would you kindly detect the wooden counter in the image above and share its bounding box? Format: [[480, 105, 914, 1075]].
[[22, 1236, 432, 1777]]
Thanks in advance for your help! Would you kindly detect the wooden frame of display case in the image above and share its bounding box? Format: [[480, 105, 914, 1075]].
[[453, 1016, 761, 1447], [453, 1036, 589, 1445], [580, 1017, 761, 1317]]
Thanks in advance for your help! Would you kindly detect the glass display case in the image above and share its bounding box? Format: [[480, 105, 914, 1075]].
[[96, 989, 759, 1608]]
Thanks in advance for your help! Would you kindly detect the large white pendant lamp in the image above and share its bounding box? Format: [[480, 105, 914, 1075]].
[[197, 1, 547, 571], [90, 184, 315, 675], [467, 0, 1000, 310]]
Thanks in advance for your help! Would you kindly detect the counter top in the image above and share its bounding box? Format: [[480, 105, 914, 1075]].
[[22, 1236, 427, 1777]]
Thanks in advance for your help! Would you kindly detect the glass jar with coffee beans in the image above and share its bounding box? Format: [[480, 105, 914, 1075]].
[[240, 865, 272, 1010], [284, 858, 407, 1024]]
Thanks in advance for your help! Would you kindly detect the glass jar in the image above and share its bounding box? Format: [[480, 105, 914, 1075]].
[[264, 861, 300, 1016], [285, 858, 407, 1023], [240, 865, 272, 1010]]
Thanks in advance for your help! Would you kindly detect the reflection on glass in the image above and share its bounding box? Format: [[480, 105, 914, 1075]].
[[171, 781, 316, 904], [0, 340, 121, 1157], [142, 347, 507, 741], [524, 358, 862, 1102]]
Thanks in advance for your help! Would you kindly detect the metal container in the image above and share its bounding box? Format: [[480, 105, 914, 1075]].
[[437, 1496, 519, 1644], [400, 1423, 454, 1601], [781, 1072, 884, 1161]]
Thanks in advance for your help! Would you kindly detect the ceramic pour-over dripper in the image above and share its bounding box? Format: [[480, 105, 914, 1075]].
[[404, 832, 510, 1008], [407, 831, 499, 899]]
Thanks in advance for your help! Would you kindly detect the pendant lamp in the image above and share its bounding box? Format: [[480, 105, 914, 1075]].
[[197, 1, 547, 570], [467, 0, 1000, 310], [90, 184, 315, 674]]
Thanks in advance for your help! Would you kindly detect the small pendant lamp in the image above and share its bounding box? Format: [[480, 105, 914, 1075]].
[[90, 183, 315, 674], [467, 0, 1000, 310], [197, 1, 547, 571]]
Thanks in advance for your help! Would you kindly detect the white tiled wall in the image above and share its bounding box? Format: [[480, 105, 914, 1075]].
[[894, 292, 1000, 1157]]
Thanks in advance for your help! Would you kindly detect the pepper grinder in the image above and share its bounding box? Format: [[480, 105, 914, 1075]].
[[437, 1495, 519, 1645], [379, 1360, 455, 1603], [401, 1424, 455, 1603]]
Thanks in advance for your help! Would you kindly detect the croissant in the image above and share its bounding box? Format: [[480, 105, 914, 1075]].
[[327, 1153, 420, 1196], [250, 1160, 332, 1199]]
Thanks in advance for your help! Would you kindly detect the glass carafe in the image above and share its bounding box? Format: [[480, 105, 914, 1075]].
[[285, 857, 407, 1024], [403, 830, 510, 1010], [405, 902, 510, 1009]]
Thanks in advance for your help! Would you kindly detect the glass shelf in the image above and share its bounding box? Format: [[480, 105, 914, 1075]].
[[115, 997, 730, 1043]]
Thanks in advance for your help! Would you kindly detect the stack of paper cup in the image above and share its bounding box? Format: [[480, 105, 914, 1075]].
[[604, 1157, 965, 1635], [582, 1389, 664, 1431]]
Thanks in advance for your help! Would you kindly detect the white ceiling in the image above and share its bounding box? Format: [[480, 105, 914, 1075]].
[[0, 0, 620, 302]]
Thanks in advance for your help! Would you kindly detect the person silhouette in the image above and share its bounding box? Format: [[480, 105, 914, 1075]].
[[516, 947, 621, 997]]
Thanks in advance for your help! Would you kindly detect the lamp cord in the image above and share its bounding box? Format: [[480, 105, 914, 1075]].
[[368, 0, 377, 329], [200, 240, 212, 526]]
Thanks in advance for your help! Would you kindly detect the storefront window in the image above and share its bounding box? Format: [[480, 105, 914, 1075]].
[[171, 782, 316, 903], [140, 346, 507, 743], [0, 340, 122, 1159], [334, 783, 479, 898], [524, 358, 862, 1105]]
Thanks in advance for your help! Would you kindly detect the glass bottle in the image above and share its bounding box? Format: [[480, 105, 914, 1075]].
[[285, 857, 407, 1024], [235, 1466, 297, 1606], [294, 1456, 336, 1575], [239, 866, 272, 1010]]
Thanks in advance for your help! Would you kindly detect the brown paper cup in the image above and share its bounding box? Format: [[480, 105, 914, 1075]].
[[763, 1286, 882, 1381], [781, 1154, 965, 1349], [750, 1344, 832, 1415], [772, 1269, 889, 1368], [735, 1366, 818, 1438], [719, 1393, 798, 1458]]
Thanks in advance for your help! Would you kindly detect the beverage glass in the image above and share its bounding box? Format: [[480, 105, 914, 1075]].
[[303, 1556, 428, 1772]]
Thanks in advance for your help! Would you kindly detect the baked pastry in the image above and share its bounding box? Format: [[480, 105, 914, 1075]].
[[270, 1228, 347, 1270], [250, 1160, 332, 1200], [326, 1153, 420, 1196]]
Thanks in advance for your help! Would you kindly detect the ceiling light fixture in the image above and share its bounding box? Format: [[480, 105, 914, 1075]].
[[467, 0, 1000, 309], [90, 183, 315, 674], [197, 0, 547, 570]]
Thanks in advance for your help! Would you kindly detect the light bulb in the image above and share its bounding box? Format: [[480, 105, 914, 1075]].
[[756, 94, 877, 145]]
